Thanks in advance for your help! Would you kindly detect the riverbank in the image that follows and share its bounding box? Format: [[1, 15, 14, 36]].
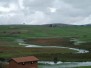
[[24, 43, 89, 53], [0, 38, 91, 62], [1, 61, 91, 68]]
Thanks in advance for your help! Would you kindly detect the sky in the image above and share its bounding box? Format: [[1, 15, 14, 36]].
[[0, 0, 91, 25]]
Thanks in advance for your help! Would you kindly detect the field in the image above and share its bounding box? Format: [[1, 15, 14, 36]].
[[0, 25, 91, 62], [0, 25, 91, 41]]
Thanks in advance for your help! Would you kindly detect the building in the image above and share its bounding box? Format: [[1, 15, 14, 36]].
[[9, 56, 39, 68]]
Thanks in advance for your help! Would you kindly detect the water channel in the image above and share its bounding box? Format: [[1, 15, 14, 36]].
[[16, 37, 90, 68], [38, 61, 91, 68], [19, 43, 89, 53], [18, 42, 91, 68]]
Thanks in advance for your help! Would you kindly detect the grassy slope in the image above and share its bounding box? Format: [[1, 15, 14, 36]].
[[0, 25, 91, 41], [21, 26, 91, 41], [0, 47, 76, 59], [0, 25, 91, 61]]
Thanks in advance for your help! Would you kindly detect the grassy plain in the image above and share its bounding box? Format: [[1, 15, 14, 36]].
[[76, 66, 91, 68], [0, 25, 91, 61], [0, 25, 91, 40]]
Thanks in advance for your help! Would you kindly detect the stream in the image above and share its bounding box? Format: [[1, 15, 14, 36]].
[[18, 40, 91, 68], [38, 61, 91, 68], [19, 43, 89, 53]]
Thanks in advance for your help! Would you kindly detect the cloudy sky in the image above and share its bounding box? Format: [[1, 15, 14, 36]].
[[0, 0, 91, 25]]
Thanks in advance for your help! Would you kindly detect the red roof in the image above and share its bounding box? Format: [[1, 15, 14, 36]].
[[11, 56, 39, 63]]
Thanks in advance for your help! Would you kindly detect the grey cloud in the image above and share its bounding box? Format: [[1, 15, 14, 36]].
[[0, 0, 91, 25], [23, 0, 53, 12], [63, 0, 91, 16], [0, 0, 18, 4], [63, 0, 91, 8]]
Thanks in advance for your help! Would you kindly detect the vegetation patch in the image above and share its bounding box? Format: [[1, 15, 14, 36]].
[[0, 25, 91, 62]]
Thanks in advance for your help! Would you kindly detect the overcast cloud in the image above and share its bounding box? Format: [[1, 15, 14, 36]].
[[0, 0, 91, 25]]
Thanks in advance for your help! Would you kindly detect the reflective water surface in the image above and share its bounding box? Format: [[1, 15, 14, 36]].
[[38, 61, 91, 68]]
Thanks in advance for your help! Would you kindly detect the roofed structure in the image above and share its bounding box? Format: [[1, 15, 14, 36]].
[[9, 56, 39, 68], [12, 56, 39, 63]]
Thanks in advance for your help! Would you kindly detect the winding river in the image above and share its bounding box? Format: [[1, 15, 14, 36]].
[[19, 43, 89, 53], [18, 41, 91, 68]]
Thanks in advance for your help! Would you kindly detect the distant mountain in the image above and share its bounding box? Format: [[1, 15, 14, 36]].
[[41, 23, 77, 27], [73, 24, 91, 26], [85, 24, 91, 26]]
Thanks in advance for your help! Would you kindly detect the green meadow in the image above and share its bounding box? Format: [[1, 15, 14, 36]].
[[0, 25, 91, 62], [0, 25, 91, 41]]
